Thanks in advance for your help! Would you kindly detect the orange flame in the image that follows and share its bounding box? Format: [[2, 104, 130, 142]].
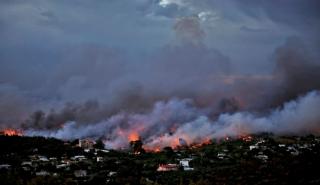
[[1, 129, 23, 136]]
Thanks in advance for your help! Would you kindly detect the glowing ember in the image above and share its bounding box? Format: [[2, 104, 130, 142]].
[[240, 135, 253, 142], [1, 129, 23, 136]]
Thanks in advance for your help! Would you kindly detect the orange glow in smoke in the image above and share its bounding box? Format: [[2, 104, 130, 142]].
[[154, 147, 161, 153], [115, 121, 253, 152], [172, 138, 181, 148], [190, 138, 212, 149], [1, 129, 23, 136], [128, 132, 140, 142]]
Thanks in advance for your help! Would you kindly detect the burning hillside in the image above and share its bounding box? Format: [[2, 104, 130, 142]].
[[1, 1, 320, 184], [0, 129, 23, 136], [21, 90, 320, 151], [1, 1, 319, 152]]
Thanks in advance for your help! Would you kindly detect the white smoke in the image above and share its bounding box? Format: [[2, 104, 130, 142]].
[[25, 90, 320, 149]]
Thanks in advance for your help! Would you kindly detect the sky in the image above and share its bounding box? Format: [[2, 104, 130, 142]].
[[0, 0, 320, 137]]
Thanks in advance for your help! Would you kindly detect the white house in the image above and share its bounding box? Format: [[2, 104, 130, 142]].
[[74, 170, 87, 177], [179, 158, 194, 171], [0, 164, 11, 170], [71, 155, 87, 161], [97, 156, 104, 162], [36, 171, 50, 176]]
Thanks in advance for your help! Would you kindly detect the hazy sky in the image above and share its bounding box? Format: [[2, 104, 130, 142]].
[[0, 0, 319, 128]]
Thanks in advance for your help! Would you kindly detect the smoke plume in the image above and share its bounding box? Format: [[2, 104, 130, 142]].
[[1, 1, 319, 150], [25, 90, 320, 149]]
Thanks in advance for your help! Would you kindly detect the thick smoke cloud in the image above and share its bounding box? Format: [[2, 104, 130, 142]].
[[272, 37, 320, 106], [17, 16, 232, 130], [21, 35, 320, 146], [1, 0, 320, 148], [26, 90, 320, 149]]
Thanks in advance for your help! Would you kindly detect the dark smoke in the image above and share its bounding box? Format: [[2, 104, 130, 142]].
[[272, 37, 320, 106]]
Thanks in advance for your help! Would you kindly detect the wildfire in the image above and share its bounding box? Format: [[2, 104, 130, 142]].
[[128, 132, 140, 142], [239, 135, 253, 142], [116, 124, 253, 152], [1, 128, 23, 136], [172, 138, 181, 148], [154, 147, 161, 152], [193, 138, 212, 147]]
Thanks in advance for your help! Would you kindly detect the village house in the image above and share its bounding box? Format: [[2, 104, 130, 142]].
[[71, 155, 87, 161], [179, 158, 194, 171], [74, 170, 87, 177], [36, 170, 50, 176], [217, 153, 226, 159], [255, 154, 268, 162], [38, 155, 49, 162], [157, 164, 179, 172], [96, 156, 104, 162], [56, 163, 69, 169], [0, 164, 11, 170], [78, 139, 95, 149]]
